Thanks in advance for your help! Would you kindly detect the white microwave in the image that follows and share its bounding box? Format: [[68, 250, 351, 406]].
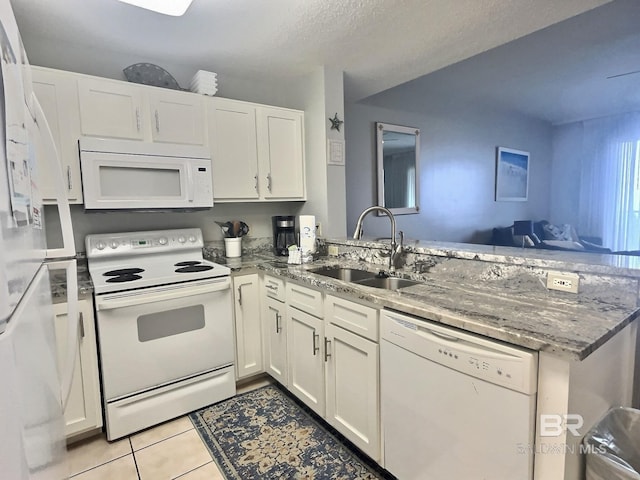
[[79, 138, 214, 210]]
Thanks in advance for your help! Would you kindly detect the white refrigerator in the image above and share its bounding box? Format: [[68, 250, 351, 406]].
[[0, 0, 78, 478]]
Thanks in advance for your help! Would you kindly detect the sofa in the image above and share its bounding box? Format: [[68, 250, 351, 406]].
[[490, 220, 613, 253]]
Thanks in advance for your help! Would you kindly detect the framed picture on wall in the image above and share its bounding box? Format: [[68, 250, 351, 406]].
[[495, 146, 529, 201]]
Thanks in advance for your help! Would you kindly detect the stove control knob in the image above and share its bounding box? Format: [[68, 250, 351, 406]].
[[158, 237, 168, 245], [109, 241, 119, 249], [178, 236, 186, 244], [188, 235, 196, 243], [96, 241, 106, 251]]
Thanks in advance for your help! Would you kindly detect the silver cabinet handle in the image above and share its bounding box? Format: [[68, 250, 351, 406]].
[[267, 173, 272, 192], [236, 282, 251, 306], [254, 174, 258, 193], [154, 110, 160, 133], [265, 284, 278, 291], [79, 312, 85, 339], [276, 312, 282, 333], [324, 337, 331, 362], [135, 108, 141, 132], [66, 165, 72, 191], [312, 330, 319, 356]]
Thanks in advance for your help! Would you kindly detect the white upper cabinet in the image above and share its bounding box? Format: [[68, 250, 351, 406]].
[[147, 89, 206, 145], [31, 67, 83, 204], [256, 107, 305, 200], [78, 76, 205, 146], [77, 77, 145, 140], [208, 98, 259, 200], [209, 100, 305, 202]]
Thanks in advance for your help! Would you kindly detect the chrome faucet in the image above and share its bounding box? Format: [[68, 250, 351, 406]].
[[352, 206, 403, 272]]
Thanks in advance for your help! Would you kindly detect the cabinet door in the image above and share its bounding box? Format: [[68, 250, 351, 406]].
[[325, 323, 380, 461], [233, 274, 262, 379], [287, 305, 324, 416], [256, 107, 305, 200], [263, 295, 287, 385], [148, 89, 206, 145], [208, 98, 260, 200], [53, 298, 103, 438], [31, 67, 83, 204], [77, 77, 144, 140]]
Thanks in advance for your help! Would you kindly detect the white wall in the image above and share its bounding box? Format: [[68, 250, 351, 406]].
[[345, 102, 553, 243], [549, 122, 583, 228]]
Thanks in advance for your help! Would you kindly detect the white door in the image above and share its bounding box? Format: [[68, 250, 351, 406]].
[[263, 295, 287, 385], [94, 279, 233, 400], [31, 67, 83, 204], [0, 265, 66, 480], [148, 89, 206, 145], [286, 305, 324, 416], [208, 98, 260, 200], [53, 298, 102, 438], [257, 107, 305, 199], [233, 274, 262, 379], [325, 323, 380, 461], [77, 78, 144, 140]]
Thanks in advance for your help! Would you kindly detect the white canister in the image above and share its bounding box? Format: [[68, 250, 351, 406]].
[[224, 237, 242, 258], [299, 215, 316, 253]]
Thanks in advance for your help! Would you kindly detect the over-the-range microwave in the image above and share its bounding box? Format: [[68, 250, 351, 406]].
[[79, 137, 214, 210]]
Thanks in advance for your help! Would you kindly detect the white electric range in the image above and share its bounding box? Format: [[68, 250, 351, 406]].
[[86, 228, 236, 440]]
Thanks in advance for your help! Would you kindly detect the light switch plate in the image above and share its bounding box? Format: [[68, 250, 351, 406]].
[[546, 272, 579, 293], [328, 245, 339, 256]]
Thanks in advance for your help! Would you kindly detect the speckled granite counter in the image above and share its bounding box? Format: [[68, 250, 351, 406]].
[[48, 259, 93, 301], [257, 257, 639, 361]]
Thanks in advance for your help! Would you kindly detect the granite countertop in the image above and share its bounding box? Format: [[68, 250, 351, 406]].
[[253, 256, 640, 362], [48, 259, 93, 300]]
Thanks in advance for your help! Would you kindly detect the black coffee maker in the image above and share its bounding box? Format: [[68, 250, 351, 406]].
[[272, 216, 296, 256]]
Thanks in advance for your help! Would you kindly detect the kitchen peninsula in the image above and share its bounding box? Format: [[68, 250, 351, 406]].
[[247, 238, 639, 480]]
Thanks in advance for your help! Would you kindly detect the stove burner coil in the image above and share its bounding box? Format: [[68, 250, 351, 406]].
[[104, 268, 145, 276], [174, 261, 202, 267], [105, 274, 143, 283], [175, 265, 214, 273]]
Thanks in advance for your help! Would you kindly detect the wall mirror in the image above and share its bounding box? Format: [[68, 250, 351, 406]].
[[376, 122, 420, 215]]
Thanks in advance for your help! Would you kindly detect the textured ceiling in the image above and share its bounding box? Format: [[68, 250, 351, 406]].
[[365, 0, 640, 125], [10, 0, 610, 101]]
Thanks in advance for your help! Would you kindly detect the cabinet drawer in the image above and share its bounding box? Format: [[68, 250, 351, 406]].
[[325, 295, 378, 341], [263, 275, 285, 302], [287, 282, 323, 318]]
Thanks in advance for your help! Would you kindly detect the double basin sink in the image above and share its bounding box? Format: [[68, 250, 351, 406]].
[[310, 266, 421, 290]]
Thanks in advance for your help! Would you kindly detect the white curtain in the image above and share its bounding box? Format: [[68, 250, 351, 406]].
[[580, 112, 640, 251]]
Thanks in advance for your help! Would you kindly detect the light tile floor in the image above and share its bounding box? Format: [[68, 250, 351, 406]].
[[67, 377, 272, 480]]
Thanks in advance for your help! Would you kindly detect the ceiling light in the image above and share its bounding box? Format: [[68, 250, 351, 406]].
[[116, 0, 194, 16]]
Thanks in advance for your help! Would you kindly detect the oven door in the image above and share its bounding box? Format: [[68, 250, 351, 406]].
[[94, 277, 232, 400]]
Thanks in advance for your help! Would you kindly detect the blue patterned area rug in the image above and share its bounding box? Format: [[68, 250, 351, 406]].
[[189, 384, 393, 480]]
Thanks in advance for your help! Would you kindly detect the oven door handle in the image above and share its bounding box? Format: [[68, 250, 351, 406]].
[[95, 278, 230, 311]]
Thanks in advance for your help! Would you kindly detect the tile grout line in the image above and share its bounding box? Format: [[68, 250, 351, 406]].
[[171, 460, 214, 480], [131, 426, 195, 453], [130, 437, 142, 480], [68, 451, 131, 478]]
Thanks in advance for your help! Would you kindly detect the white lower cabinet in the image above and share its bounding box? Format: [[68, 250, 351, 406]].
[[286, 305, 325, 416], [325, 322, 380, 461], [53, 297, 102, 439], [262, 275, 287, 385], [260, 276, 381, 463], [233, 274, 262, 379]]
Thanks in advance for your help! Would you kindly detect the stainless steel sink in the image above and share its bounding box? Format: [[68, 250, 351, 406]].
[[354, 276, 421, 290], [310, 266, 374, 282], [311, 266, 421, 290]]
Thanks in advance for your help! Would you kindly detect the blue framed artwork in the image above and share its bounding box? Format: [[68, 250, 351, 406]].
[[495, 146, 529, 201]]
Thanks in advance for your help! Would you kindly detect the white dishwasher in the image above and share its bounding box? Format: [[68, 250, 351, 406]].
[[381, 309, 538, 480]]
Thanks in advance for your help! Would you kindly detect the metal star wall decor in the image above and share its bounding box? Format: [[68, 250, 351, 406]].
[[329, 113, 344, 132]]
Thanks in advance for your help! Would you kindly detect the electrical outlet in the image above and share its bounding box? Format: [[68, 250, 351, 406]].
[[328, 245, 339, 256], [546, 272, 580, 293]]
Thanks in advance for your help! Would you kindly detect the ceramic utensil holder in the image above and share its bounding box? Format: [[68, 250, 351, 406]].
[[224, 237, 242, 258]]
